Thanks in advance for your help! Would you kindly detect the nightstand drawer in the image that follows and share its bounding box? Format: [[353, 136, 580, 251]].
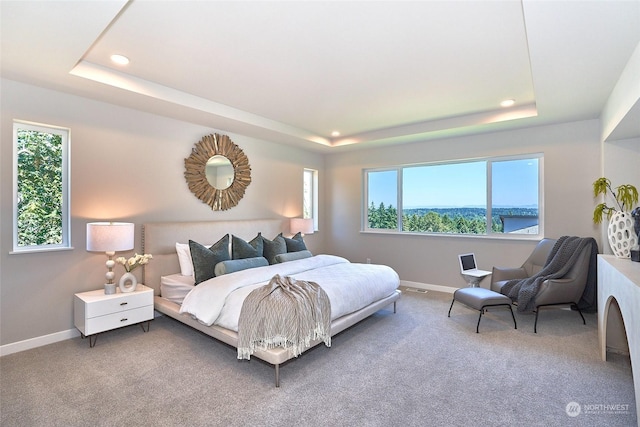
[[83, 305, 153, 336], [83, 291, 151, 318]]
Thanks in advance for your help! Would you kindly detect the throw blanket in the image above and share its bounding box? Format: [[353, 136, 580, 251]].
[[501, 236, 596, 313], [237, 274, 331, 360]]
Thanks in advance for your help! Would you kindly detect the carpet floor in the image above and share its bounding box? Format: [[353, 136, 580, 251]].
[[0, 289, 636, 426]]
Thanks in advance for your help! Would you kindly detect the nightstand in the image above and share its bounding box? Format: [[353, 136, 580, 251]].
[[74, 284, 154, 347]]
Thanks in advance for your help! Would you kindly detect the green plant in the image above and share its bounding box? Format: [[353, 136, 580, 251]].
[[592, 177, 639, 224]]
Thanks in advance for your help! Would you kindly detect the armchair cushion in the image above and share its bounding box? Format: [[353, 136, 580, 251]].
[[491, 267, 528, 293]]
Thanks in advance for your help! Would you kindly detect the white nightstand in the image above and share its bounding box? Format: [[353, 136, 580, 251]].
[[74, 284, 154, 347]]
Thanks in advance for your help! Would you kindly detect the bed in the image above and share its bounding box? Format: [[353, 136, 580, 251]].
[[142, 219, 401, 386]]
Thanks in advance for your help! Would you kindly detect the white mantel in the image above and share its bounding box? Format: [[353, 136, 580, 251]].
[[597, 254, 640, 424]]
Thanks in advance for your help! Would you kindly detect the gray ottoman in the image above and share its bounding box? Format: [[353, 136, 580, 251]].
[[448, 287, 517, 333]]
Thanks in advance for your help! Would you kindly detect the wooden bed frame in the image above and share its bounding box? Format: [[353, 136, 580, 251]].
[[142, 219, 401, 386]]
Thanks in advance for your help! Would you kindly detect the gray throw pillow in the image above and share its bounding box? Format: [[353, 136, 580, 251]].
[[232, 233, 263, 259], [214, 256, 269, 276], [262, 234, 287, 265], [189, 235, 230, 285], [274, 250, 313, 264], [283, 231, 307, 252]]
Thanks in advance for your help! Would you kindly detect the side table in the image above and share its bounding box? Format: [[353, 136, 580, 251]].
[[74, 284, 154, 347]]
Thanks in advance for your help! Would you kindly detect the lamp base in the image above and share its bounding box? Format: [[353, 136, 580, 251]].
[[104, 283, 117, 295]]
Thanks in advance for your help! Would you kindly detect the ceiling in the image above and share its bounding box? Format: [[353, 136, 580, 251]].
[[1, 1, 639, 152]]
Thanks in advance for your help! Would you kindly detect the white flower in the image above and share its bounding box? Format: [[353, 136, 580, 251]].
[[116, 253, 153, 272]]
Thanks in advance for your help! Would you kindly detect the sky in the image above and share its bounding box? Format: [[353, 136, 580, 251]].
[[367, 158, 539, 208]]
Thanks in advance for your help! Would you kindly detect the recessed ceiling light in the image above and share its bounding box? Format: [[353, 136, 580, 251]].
[[110, 54, 130, 66], [331, 131, 340, 137], [500, 99, 515, 107]]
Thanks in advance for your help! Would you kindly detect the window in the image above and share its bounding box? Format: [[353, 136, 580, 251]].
[[303, 168, 318, 230], [364, 154, 542, 236], [13, 121, 71, 252]]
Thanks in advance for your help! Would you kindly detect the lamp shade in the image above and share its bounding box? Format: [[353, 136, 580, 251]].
[[86, 222, 135, 252], [290, 218, 314, 235]]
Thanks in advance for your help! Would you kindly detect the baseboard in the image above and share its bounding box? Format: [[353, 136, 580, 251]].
[[400, 280, 458, 294], [1, 311, 165, 357], [0, 328, 81, 357]]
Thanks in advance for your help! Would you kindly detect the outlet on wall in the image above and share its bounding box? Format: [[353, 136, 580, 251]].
[[366, 258, 371, 264]]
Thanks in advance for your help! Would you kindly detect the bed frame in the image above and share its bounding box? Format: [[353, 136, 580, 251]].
[[142, 219, 401, 386]]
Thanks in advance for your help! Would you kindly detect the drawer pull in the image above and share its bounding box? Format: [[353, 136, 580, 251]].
[[121, 318, 128, 322], [120, 302, 128, 306]]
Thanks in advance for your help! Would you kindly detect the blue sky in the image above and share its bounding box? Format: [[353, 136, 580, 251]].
[[368, 158, 539, 208]]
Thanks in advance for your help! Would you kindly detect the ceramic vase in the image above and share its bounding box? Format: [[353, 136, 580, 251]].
[[607, 211, 638, 258], [118, 272, 138, 293]]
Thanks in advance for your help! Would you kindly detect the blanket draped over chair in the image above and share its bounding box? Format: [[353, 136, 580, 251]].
[[501, 236, 598, 313], [237, 274, 331, 360]]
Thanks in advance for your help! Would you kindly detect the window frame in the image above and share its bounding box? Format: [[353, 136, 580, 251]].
[[363, 153, 543, 238], [12, 120, 72, 253], [303, 168, 319, 231]]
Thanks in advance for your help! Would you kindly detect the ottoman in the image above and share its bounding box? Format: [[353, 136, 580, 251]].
[[448, 287, 517, 333]]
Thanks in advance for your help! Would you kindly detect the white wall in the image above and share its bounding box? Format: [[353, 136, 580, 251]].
[[324, 120, 605, 289], [0, 79, 325, 347], [2, 78, 637, 351], [600, 137, 640, 252]]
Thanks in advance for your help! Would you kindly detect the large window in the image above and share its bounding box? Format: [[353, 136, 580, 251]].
[[13, 121, 71, 252], [303, 168, 318, 230], [364, 154, 542, 236]]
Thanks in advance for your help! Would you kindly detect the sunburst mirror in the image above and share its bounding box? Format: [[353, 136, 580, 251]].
[[184, 133, 251, 211]]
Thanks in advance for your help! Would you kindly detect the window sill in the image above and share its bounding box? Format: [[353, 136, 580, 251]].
[[10, 246, 75, 255]]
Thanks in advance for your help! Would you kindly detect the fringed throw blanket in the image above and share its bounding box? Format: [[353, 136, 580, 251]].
[[501, 236, 596, 313], [237, 274, 331, 360]]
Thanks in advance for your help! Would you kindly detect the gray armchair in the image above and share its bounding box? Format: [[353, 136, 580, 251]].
[[491, 238, 595, 332]]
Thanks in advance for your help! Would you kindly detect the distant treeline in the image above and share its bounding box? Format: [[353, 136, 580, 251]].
[[368, 202, 538, 234]]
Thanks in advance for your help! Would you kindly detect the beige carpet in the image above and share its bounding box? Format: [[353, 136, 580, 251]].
[[0, 289, 636, 426]]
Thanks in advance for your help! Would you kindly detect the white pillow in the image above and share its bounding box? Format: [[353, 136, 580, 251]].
[[175, 243, 194, 276]]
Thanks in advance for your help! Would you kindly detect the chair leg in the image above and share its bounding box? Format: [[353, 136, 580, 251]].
[[448, 298, 455, 317], [476, 309, 483, 333], [508, 305, 517, 330], [447, 290, 458, 318], [534, 303, 587, 333], [572, 303, 586, 325]]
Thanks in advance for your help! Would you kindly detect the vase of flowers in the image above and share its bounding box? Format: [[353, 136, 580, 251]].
[[116, 253, 153, 293], [593, 178, 639, 258]]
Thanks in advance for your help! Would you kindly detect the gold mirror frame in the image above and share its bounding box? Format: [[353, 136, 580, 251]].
[[184, 133, 251, 211]]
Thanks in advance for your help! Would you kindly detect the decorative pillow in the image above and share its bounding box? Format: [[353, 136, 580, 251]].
[[214, 256, 269, 276], [261, 234, 287, 265], [189, 235, 230, 285], [232, 233, 263, 259], [176, 242, 212, 276], [274, 250, 313, 264], [283, 232, 308, 252]]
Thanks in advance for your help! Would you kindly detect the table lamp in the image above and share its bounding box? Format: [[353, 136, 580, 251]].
[[86, 222, 135, 294], [290, 218, 314, 236]]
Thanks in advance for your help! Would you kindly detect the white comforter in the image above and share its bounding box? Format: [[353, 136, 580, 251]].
[[179, 254, 400, 331]]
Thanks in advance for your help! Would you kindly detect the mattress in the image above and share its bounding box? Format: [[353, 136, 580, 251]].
[[160, 274, 195, 304]]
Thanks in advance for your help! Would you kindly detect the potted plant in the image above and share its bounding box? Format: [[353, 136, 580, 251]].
[[593, 177, 639, 258]]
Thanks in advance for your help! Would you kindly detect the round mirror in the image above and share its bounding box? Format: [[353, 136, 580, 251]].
[[205, 155, 234, 190], [184, 133, 251, 211]]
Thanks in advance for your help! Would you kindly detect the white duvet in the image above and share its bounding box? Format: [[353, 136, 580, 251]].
[[179, 254, 400, 331]]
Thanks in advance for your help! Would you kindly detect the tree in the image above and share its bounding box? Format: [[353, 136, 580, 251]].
[[17, 129, 63, 246], [368, 202, 398, 229]]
